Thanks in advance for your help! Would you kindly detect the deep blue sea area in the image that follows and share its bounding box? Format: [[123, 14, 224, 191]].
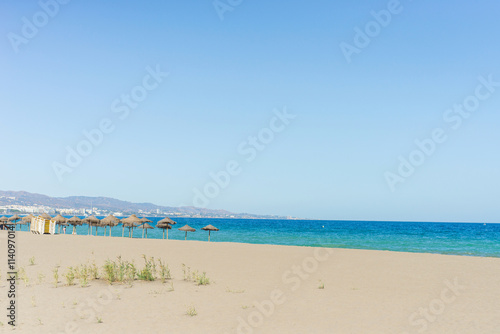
[[13, 217, 500, 258]]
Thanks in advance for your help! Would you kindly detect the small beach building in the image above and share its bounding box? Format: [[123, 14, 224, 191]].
[[31, 216, 57, 235]]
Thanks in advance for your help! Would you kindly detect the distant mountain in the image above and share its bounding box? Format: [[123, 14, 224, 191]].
[[0, 190, 290, 219]]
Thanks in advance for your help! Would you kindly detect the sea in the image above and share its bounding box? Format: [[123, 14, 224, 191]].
[[14, 217, 500, 258]]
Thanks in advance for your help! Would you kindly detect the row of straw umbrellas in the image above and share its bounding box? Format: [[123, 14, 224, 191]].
[[0, 214, 219, 241]]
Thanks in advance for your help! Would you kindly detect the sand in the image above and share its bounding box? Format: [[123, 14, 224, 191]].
[[0, 231, 499, 333]]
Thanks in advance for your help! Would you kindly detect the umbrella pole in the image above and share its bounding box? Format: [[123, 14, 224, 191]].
[[167, 229, 169, 240], [122, 225, 125, 237], [162, 229, 165, 239], [185, 231, 187, 240], [209, 231, 211, 242], [145, 229, 148, 238], [142, 228, 144, 238], [110, 227, 112, 237]]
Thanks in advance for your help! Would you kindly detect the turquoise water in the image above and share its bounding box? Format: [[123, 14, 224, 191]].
[[15, 218, 500, 258]]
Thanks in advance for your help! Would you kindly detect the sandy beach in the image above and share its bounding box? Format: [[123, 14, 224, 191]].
[[0, 231, 499, 333]]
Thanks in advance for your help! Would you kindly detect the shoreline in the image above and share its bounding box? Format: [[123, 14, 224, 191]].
[[6, 229, 500, 259]]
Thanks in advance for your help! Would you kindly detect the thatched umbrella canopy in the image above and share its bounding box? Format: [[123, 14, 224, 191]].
[[158, 217, 177, 225], [22, 214, 34, 223], [178, 224, 196, 240], [201, 224, 219, 242], [53, 214, 67, 223], [101, 214, 120, 237], [53, 214, 67, 234], [67, 216, 82, 235], [138, 218, 152, 238], [121, 214, 141, 238], [0, 216, 8, 229], [83, 215, 100, 236], [157, 223, 173, 240], [7, 214, 21, 229], [8, 214, 21, 223], [157, 217, 177, 240], [40, 213, 52, 220], [158, 223, 172, 240], [137, 223, 154, 238], [21, 214, 34, 231]]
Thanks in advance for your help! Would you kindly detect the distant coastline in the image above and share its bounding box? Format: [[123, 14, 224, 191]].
[[0, 190, 296, 220]]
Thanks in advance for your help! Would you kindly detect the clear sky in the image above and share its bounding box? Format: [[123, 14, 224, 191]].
[[1, 0, 499, 222]]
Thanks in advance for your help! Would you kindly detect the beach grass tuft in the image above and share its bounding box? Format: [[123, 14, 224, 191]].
[[102, 256, 137, 284], [29, 256, 36, 266], [195, 272, 210, 286], [18, 267, 29, 286], [64, 267, 76, 286], [318, 280, 325, 289], [79, 265, 89, 287], [90, 261, 99, 280], [37, 272, 45, 284], [186, 305, 197, 316], [137, 255, 156, 281], [53, 267, 59, 288], [158, 258, 171, 283], [182, 264, 191, 281]]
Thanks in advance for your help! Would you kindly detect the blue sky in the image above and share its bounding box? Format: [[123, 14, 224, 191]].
[[1, 0, 499, 222]]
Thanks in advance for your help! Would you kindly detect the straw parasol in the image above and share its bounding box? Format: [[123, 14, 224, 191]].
[[53, 214, 68, 234], [157, 222, 172, 239], [158, 217, 177, 226], [7, 214, 21, 230], [138, 217, 152, 238], [201, 224, 219, 242], [83, 215, 100, 236], [178, 224, 196, 240], [40, 213, 52, 220], [157, 217, 176, 239], [101, 214, 120, 237], [67, 216, 82, 235], [138, 223, 154, 238], [21, 214, 34, 231], [0, 216, 8, 230], [121, 214, 141, 238], [8, 214, 21, 223]]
